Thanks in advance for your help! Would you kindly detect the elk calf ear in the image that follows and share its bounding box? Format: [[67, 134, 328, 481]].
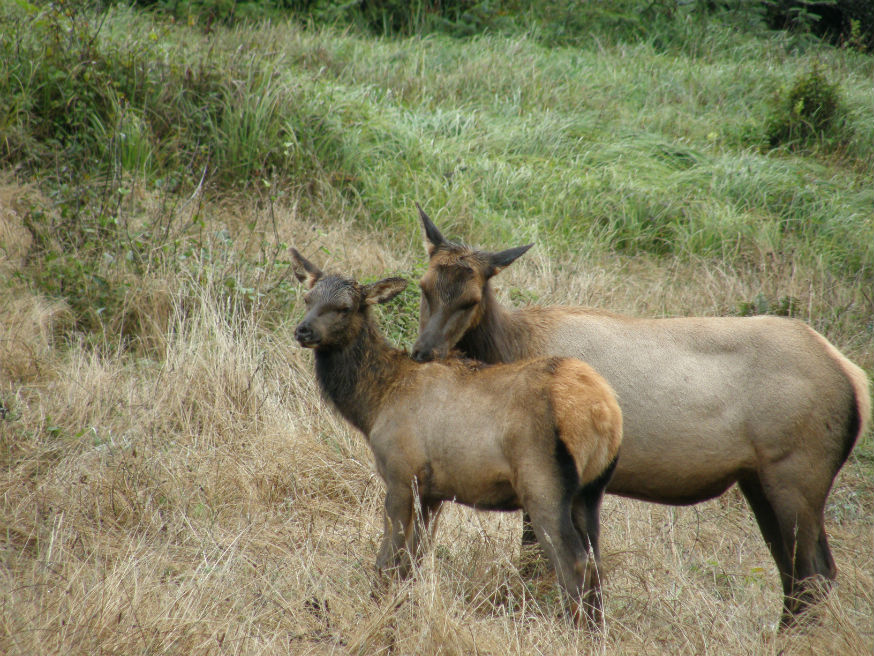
[[486, 243, 533, 277], [417, 202, 446, 255], [364, 277, 408, 305], [291, 248, 324, 288]]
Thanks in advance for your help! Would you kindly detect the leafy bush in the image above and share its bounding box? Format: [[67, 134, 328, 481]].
[[119, 0, 505, 35], [764, 0, 874, 50], [125, 0, 316, 25], [18, 185, 132, 336], [0, 2, 299, 186], [101, 0, 874, 50], [736, 293, 799, 317], [313, 0, 509, 37], [766, 64, 846, 148]]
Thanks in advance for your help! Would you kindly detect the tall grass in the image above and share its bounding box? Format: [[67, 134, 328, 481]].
[[1, 190, 871, 655]]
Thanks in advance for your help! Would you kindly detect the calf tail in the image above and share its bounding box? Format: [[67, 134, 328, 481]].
[[580, 452, 619, 506], [550, 358, 623, 484]]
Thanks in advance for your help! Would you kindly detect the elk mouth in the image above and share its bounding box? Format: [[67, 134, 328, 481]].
[[411, 341, 450, 363], [295, 324, 321, 348], [410, 347, 433, 363], [410, 338, 441, 363]]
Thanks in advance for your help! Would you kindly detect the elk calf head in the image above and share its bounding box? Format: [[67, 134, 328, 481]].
[[292, 248, 406, 350]]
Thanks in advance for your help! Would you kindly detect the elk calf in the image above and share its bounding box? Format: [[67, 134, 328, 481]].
[[292, 249, 622, 625]]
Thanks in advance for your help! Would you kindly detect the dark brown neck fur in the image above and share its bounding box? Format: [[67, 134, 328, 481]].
[[457, 284, 537, 364], [313, 316, 407, 436]]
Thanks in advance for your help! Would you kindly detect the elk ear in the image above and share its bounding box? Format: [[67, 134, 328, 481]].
[[417, 202, 446, 255], [290, 248, 324, 288], [486, 243, 533, 277], [363, 277, 407, 305]]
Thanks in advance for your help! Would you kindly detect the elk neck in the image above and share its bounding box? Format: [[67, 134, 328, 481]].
[[457, 284, 535, 364], [313, 316, 406, 436]]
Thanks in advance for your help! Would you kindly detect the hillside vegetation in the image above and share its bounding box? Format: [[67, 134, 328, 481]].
[[0, 1, 871, 654]]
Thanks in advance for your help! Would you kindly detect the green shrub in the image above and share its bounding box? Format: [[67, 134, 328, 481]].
[[763, 0, 874, 50], [0, 2, 281, 186], [314, 0, 508, 37], [766, 64, 845, 148], [736, 293, 800, 317], [18, 186, 132, 336], [123, 0, 315, 25]]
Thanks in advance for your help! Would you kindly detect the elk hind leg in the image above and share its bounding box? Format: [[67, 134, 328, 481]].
[[756, 467, 835, 627], [523, 490, 590, 626], [739, 476, 794, 607], [814, 528, 836, 581], [571, 457, 617, 628]]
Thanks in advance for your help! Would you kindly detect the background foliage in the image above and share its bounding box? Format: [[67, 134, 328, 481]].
[[2, 0, 871, 341]]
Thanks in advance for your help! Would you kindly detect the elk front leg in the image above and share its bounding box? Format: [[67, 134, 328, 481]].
[[376, 483, 415, 579]]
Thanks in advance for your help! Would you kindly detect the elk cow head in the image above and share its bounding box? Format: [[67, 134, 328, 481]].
[[411, 204, 532, 362]]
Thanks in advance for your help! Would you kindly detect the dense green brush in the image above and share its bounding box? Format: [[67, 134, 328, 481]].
[[0, 1, 871, 340]]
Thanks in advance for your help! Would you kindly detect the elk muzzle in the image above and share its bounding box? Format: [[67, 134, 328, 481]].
[[295, 321, 320, 348], [411, 334, 447, 363], [411, 345, 434, 363], [411, 311, 456, 362]]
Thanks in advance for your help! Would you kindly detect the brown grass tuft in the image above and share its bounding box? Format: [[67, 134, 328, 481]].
[[0, 292, 69, 384], [0, 178, 35, 272]]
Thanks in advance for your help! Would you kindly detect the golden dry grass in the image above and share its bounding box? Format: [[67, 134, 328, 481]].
[[1, 184, 871, 655]]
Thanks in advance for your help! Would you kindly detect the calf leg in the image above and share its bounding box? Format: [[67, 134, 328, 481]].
[[376, 483, 416, 578], [520, 479, 591, 625], [377, 482, 442, 579]]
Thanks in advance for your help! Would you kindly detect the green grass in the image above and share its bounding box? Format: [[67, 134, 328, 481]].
[[0, 1, 871, 339]]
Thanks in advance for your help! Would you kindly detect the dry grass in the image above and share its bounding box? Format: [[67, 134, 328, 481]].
[[1, 185, 871, 655]]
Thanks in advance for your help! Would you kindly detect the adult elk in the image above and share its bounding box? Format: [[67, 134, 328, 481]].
[[410, 204, 871, 627], [291, 249, 622, 626]]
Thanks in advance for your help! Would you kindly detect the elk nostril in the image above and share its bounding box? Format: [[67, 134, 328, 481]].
[[411, 348, 432, 363], [295, 324, 314, 342]]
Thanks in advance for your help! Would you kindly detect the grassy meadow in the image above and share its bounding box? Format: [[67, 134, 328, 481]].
[[1, 2, 872, 654]]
